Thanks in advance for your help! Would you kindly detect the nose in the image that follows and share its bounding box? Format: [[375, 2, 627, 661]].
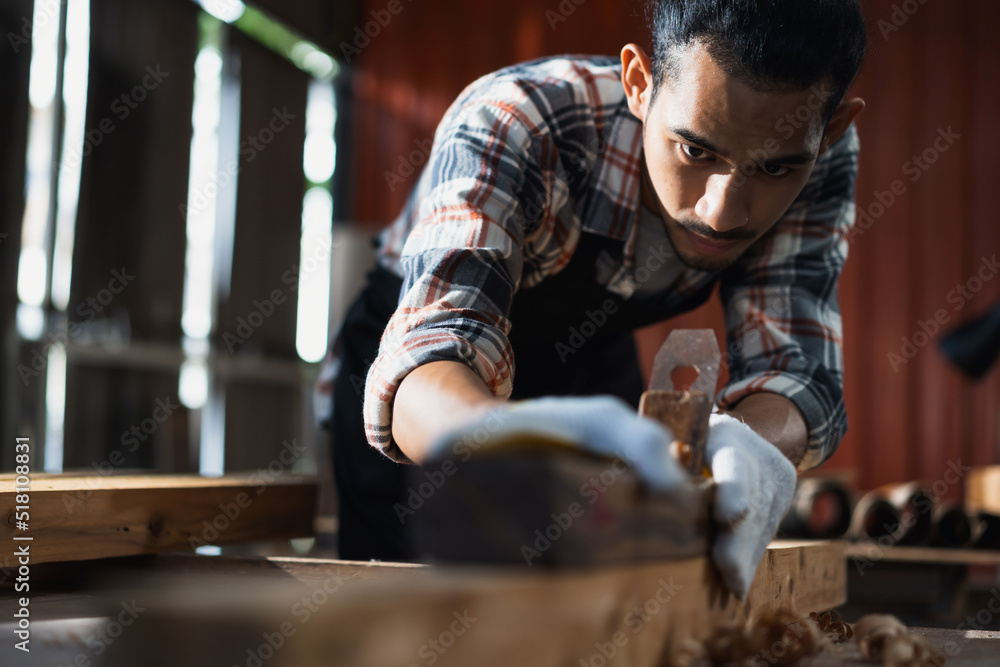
[[694, 172, 751, 233]]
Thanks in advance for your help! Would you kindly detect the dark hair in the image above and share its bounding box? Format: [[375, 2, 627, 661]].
[[647, 0, 868, 122]]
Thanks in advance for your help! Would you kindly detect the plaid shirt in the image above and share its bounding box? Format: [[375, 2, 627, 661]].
[[322, 55, 859, 471]]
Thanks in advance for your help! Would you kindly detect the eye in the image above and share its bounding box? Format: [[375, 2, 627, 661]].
[[679, 143, 712, 161], [760, 164, 791, 177]]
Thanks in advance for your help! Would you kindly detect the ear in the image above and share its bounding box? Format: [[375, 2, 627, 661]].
[[819, 97, 865, 154], [621, 43, 655, 123]]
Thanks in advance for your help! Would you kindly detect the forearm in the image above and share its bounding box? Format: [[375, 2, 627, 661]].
[[721, 392, 808, 468], [391, 360, 505, 464]]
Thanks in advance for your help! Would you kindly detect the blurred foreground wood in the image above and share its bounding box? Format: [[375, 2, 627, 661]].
[[0, 473, 316, 566], [0, 540, 842, 666], [968, 466, 1000, 514]]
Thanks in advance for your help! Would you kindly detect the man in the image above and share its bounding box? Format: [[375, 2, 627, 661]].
[[322, 0, 866, 597]]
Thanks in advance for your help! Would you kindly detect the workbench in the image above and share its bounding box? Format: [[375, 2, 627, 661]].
[[0, 541, 841, 666], [0, 540, 993, 666], [4, 475, 999, 665]]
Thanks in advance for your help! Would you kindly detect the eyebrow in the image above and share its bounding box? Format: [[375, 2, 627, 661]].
[[670, 126, 817, 167]]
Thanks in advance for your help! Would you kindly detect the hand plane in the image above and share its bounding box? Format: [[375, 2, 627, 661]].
[[410, 330, 720, 567]]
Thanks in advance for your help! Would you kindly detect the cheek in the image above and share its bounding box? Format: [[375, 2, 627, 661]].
[[756, 177, 813, 224], [645, 142, 699, 211]]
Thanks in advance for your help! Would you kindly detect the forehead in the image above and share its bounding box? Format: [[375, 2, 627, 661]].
[[654, 42, 828, 158]]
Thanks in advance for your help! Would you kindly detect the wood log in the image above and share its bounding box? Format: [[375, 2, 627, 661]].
[[929, 502, 972, 548], [850, 482, 934, 545], [970, 512, 1000, 550], [0, 473, 316, 566], [849, 493, 900, 540], [779, 478, 853, 539], [880, 482, 935, 545]]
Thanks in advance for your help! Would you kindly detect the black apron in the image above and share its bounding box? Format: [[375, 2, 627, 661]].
[[330, 232, 714, 560]]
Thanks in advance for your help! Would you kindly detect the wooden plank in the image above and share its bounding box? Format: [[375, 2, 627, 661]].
[[216, 28, 309, 471], [72, 0, 197, 342], [0, 474, 316, 567], [60, 552, 430, 588], [968, 466, 1000, 514], [148, 554, 428, 585], [72, 540, 844, 666], [845, 543, 1000, 567]]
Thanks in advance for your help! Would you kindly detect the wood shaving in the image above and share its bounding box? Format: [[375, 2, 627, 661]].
[[668, 609, 944, 667], [702, 608, 828, 666], [853, 614, 942, 667], [810, 609, 854, 643], [671, 638, 707, 667]]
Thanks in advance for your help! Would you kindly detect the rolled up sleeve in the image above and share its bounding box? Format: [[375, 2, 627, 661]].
[[363, 97, 568, 462], [716, 126, 860, 471]]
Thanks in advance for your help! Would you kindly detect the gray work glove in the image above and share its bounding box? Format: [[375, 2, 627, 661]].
[[427, 395, 687, 492], [707, 412, 798, 598]]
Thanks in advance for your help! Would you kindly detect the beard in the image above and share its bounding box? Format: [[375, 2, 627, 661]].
[[661, 215, 757, 272]]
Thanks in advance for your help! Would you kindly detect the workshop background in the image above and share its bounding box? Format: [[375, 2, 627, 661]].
[[0, 0, 998, 536]]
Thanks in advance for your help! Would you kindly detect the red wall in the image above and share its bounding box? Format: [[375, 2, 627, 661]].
[[346, 0, 1000, 496]]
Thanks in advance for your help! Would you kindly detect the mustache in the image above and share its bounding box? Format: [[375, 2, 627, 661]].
[[675, 218, 757, 243]]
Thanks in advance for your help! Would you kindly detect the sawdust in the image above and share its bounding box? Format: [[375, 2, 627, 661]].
[[670, 609, 944, 667]]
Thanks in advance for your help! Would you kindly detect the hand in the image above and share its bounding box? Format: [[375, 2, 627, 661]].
[[707, 412, 797, 598], [427, 396, 687, 492]]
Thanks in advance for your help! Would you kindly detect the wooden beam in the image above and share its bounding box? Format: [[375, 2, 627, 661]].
[[82, 540, 843, 666], [845, 543, 1000, 566], [968, 466, 1000, 514], [0, 473, 316, 567], [64, 0, 200, 471]]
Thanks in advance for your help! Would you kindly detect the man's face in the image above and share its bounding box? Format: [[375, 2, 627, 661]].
[[639, 42, 830, 271]]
